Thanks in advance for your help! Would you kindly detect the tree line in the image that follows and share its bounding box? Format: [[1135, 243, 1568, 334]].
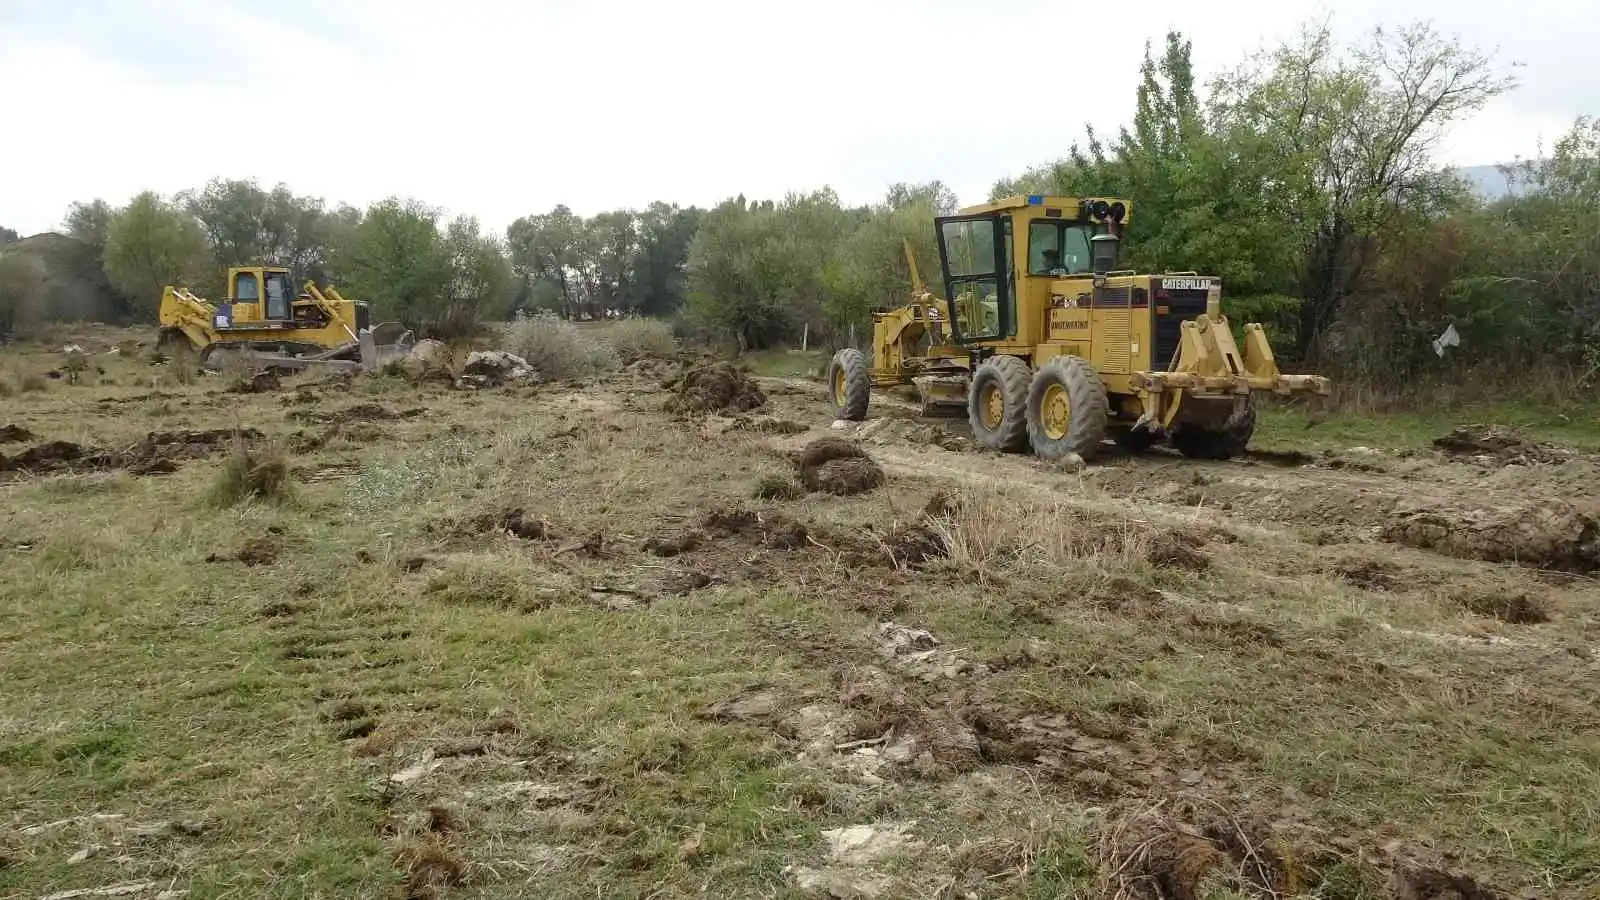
[[3, 17, 1598, 391]]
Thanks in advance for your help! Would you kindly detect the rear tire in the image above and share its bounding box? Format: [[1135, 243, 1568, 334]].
[[1025, 355, 1109, 461], [968, 355, 1031, 452], [827, 349, 870, 421], [1172, 396, 1257, 459]]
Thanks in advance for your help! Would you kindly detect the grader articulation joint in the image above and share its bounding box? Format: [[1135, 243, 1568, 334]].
[[825, 195, 1330, 460]]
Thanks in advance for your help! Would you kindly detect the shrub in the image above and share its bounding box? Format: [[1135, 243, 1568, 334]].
[[502, 312, 618, 380], [600, 317, 678, 363], [209, 438, 290, 506]]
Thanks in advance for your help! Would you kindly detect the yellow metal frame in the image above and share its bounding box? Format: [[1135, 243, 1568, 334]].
[[158, 266, 366, 355], [859, 193, 1330, 438]]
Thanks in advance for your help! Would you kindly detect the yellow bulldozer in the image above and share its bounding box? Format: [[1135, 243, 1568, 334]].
[[156, 265, 413, 371], [826, 195, 1330, 460]]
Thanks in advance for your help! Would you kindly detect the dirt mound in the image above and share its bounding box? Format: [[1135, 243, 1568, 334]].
[[795, 437, 885, 496], [1380, 499, 1599, 572], [1095, 804, 1299, 900], [0, 424, 35, 443], [206, 535, 280, 567], [1147, 529, 1210, 571], [1453, 588, 1551, 624], [293, 404, 426, 425], [1433, 425, 1572, 466], [663, 361, 766, 414], [472, 508, 555, 541], [0, 428, 262, 478], [644, 505, 811, 557]]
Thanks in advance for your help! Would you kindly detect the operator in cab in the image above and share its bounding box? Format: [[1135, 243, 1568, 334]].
[[1038, 249, 1069, 277]]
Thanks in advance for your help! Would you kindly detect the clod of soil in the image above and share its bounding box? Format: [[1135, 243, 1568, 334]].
[[475, 508, 554, 541], [1433, 424, 1571, 466], [394, 839, 466, 900], [1097, 807, 1300, 900], [0, 424, 35, 443], [1147, 529, 1210, 570], [663, 361, 766, 414], [206, 536, 281, 567], [0, 428, 263, 479], [227, 370, 281, 394], [794, 437, 885, 496], [1380, 499, 1599, 573], [644, 529, 703, 557], [843, 524, 948, 569], [1331, 557, 1403, 591], [1390, 865, 1507, 900], [0, 440, 90, 473], [1454, 589, 1551, 625], [425, 805, 463, 835], [293, 403, 425, 425]]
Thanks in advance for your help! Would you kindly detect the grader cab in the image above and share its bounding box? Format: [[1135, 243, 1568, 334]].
[[827, 195, 1330, 460]]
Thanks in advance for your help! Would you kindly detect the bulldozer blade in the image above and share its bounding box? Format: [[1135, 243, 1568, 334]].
[[913, 374, 968, 418]]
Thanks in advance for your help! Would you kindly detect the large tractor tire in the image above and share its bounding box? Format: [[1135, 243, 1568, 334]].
[[1172, 396, 1257, 460], [968, 355, 1031, 452], [827, 348, 871, 421], [1025, 355, 1109, 461]]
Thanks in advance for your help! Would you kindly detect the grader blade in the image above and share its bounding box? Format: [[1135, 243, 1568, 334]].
[[913, 374, 968, 418]]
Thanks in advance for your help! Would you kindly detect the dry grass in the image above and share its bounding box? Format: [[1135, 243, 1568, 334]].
[[597, 317, 678, 363], [501, 313, 619, 380], [207, 438, 291, 506], [1, 326, 1597, 899]]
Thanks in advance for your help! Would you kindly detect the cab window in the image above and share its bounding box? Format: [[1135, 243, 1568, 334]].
[[234, 272, 259, 301], [1028, 221, 1093, 275], [937, 215, 1010, 341], [264, 272, 294, 320]]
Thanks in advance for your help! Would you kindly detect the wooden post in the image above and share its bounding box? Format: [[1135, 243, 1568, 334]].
[[801, 322, 809, 352]]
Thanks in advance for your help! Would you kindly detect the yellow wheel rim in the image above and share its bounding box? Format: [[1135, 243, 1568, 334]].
[[833, 370, 846, 406], [981, 384, 1004, 429], [1041, 383, 1070, 440]]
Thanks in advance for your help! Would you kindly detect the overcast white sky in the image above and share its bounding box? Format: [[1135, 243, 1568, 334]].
[[0, 0, 1592, 237]]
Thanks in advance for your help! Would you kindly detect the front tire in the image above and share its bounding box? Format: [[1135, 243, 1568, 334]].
[[968, 355, 1031, 452], [1172, 396, 1257, 459], [1025, 355, 1109, 461], [827, 349, 870, 421]]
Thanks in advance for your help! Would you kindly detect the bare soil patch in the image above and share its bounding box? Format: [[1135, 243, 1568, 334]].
[[663, 361, 766, 414], [1433, 424, 1574, 466]]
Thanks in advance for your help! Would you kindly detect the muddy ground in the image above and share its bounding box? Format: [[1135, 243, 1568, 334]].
[[1, 336, 1597, 900]]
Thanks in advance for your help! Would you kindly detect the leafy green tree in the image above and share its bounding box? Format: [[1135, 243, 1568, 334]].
[[444, 215, 515, 322], [506, 205, 585, 319], [64, 200, 113, 250], [102, 191, 210, 317], [0, 226, 18, 245], [1210, 22, 1513, 358], [685, 190, 859, 349], [630, 203, 703, 317], [335, 197, 452, 333]]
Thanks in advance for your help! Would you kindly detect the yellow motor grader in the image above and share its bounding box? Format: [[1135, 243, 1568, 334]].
[[826, 195, 1330, 460], [156, 265, 413, 371]]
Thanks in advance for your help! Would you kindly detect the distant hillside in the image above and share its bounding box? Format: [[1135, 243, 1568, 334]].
[[0, 232, 126, 323]]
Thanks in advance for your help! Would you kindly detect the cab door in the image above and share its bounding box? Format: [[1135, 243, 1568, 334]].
[[934, 214, 1013, 343]]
